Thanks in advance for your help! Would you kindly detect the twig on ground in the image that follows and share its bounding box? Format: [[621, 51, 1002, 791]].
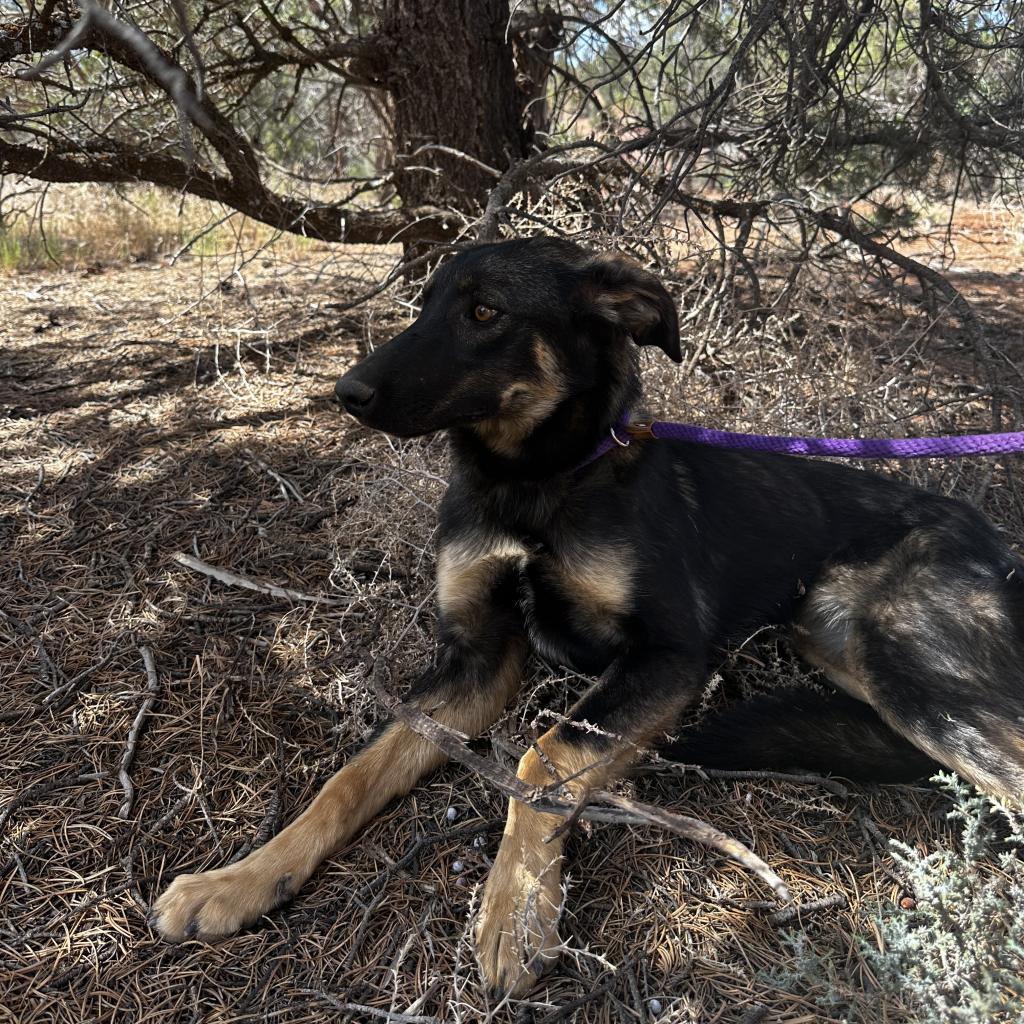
[[341, 820, 500, 968], [767, 892, 847, 926], [367, 663, 791, 904], [43, 642, 122, 710], [296, 991, 440, 1024], [117, 646, 161, 820], [19, 881, 135, 941], [344, 823, 503, 966], [354, 820, 499, 904], [0, 768, 107, 834], [228, 789, 281, 864], [243, 448, 305, 502], [171, 551, 348, 605], [147, 792, 193, 834], [738, 1006, 769, 1024], [648, 763, 850, 799], [229, 739, 285, 863], [538, 976, 617, 1023]]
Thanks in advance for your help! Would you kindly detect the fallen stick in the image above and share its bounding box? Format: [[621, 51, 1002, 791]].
[[118, 646, 161, 820], [645, 761, 850, 799], [768, 892, 847, 926], [367, 665, 791, 904], [297, 991, 439, 1024], [243, 448, 305, 502], [171, 551, 348, 606], [0, 768, 106, 833]]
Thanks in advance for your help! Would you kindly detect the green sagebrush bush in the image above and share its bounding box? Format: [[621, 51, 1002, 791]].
[[767, 775, 1024, 1023]]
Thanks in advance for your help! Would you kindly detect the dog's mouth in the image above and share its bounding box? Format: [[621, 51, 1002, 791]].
[[456, 409, 492, 424]]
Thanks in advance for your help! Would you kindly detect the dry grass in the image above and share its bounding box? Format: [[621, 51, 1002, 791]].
[[0, 183, 339, 272], [2, 206, 1024, 1023]]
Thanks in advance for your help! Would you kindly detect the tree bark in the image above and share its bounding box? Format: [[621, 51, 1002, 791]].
[[374, 0, 534, 212]]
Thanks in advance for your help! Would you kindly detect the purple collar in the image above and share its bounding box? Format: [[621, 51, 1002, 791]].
[[581, 419, 1024, 468]]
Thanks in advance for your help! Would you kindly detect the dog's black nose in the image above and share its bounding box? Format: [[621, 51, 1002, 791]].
[[335, 377, 376, 414]]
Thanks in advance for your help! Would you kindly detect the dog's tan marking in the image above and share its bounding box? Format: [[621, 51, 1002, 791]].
[[797, 634, 1021, 795], [960, 588, 1011, 628], [472, 338, 566, 458], [437, 533, 527, 626], [553, 542, 634, 640], [559, 544, 632, 614], [898, 716, 1024, 802], [153, 641, 525, 943], [793, 628, 875, 705], [475, 730, 614, 996]]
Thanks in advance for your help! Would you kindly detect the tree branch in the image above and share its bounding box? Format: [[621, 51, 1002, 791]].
[[0, 11, 75, 63], [0, 139, 451, 244]]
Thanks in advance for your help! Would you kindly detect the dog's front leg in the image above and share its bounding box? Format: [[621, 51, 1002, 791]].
[[475, 647, 703, 997], [152, 628, 526, 942]]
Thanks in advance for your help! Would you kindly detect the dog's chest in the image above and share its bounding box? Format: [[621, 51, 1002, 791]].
[[436, 531, 633, 672], [521, 544, 633, 671]]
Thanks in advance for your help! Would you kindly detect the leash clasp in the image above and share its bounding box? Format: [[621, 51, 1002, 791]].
[[609, 421, 657, 449], [627, 421, 657, 441]]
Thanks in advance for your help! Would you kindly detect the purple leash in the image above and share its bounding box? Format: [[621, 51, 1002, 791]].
[[583, 420, 1024, 467]]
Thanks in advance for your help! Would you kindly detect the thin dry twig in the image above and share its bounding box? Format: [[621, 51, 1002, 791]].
[[171, 551, 348, 606], [118, 646, 161, 820], [0, 769, 107, 834], [296, 991, 440, 1024], [647, 762, 850, 799], [768, 892, 848, 926], [368, 664, 791, 903]]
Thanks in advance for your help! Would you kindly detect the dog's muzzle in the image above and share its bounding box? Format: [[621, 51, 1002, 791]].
[[335, 376, 377, 417]]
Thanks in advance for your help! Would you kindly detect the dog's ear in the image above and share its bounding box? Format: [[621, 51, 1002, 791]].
[[580, 253, 682, 363]]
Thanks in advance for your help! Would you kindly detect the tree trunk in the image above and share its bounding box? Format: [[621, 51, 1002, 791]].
[[376, 0, 533, 213]]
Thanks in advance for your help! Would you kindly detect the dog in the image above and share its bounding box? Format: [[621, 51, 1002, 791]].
[[153, 235, 1024, 996]]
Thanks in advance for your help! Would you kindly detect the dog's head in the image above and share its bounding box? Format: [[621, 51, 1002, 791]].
[[335, 237, 680, 452]]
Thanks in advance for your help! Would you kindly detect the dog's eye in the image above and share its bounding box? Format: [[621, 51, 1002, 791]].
[[472, 305, 497, 323]]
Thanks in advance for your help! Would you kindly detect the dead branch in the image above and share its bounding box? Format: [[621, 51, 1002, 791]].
[[767, 892, 848, 926], [647, 762, 851, 800], [0, 139, 451, 244], [296, 991, 439, 1024], [171, 551, 349, 606], [117, 645, 160, 820], [368, 664, 791, 904], [0, 768, 106, 834]]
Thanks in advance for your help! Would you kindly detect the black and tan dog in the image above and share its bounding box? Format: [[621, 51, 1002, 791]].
[[153, 236, 1024, 995]]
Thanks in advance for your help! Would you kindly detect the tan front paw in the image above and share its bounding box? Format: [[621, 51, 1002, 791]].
[[151, 859, 297, 942], [474, 848, 563, 998]]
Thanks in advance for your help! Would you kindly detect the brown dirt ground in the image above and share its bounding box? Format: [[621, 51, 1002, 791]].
[[2, 212, 1024, 1024]]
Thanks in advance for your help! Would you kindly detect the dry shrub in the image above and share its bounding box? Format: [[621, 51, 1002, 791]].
[[767, 776, 1024, 1023]]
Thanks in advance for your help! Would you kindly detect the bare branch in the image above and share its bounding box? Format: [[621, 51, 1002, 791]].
[[117, 646, 160, 820], [368, 664, 791, 903], [171, 551, 349, 606], [0, 139, 451, 244]]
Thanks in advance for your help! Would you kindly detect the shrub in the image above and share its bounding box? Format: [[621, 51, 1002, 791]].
[[768, 775, 1024, 1023]]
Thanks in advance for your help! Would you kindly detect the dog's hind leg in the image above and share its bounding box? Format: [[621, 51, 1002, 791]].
[[474, 645, 705, 997], [660, 689, 941, 782], [792, 528, 1024, 802]]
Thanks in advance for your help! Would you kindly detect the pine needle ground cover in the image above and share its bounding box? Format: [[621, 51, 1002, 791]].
[[3, 210, 1024, 1023]]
